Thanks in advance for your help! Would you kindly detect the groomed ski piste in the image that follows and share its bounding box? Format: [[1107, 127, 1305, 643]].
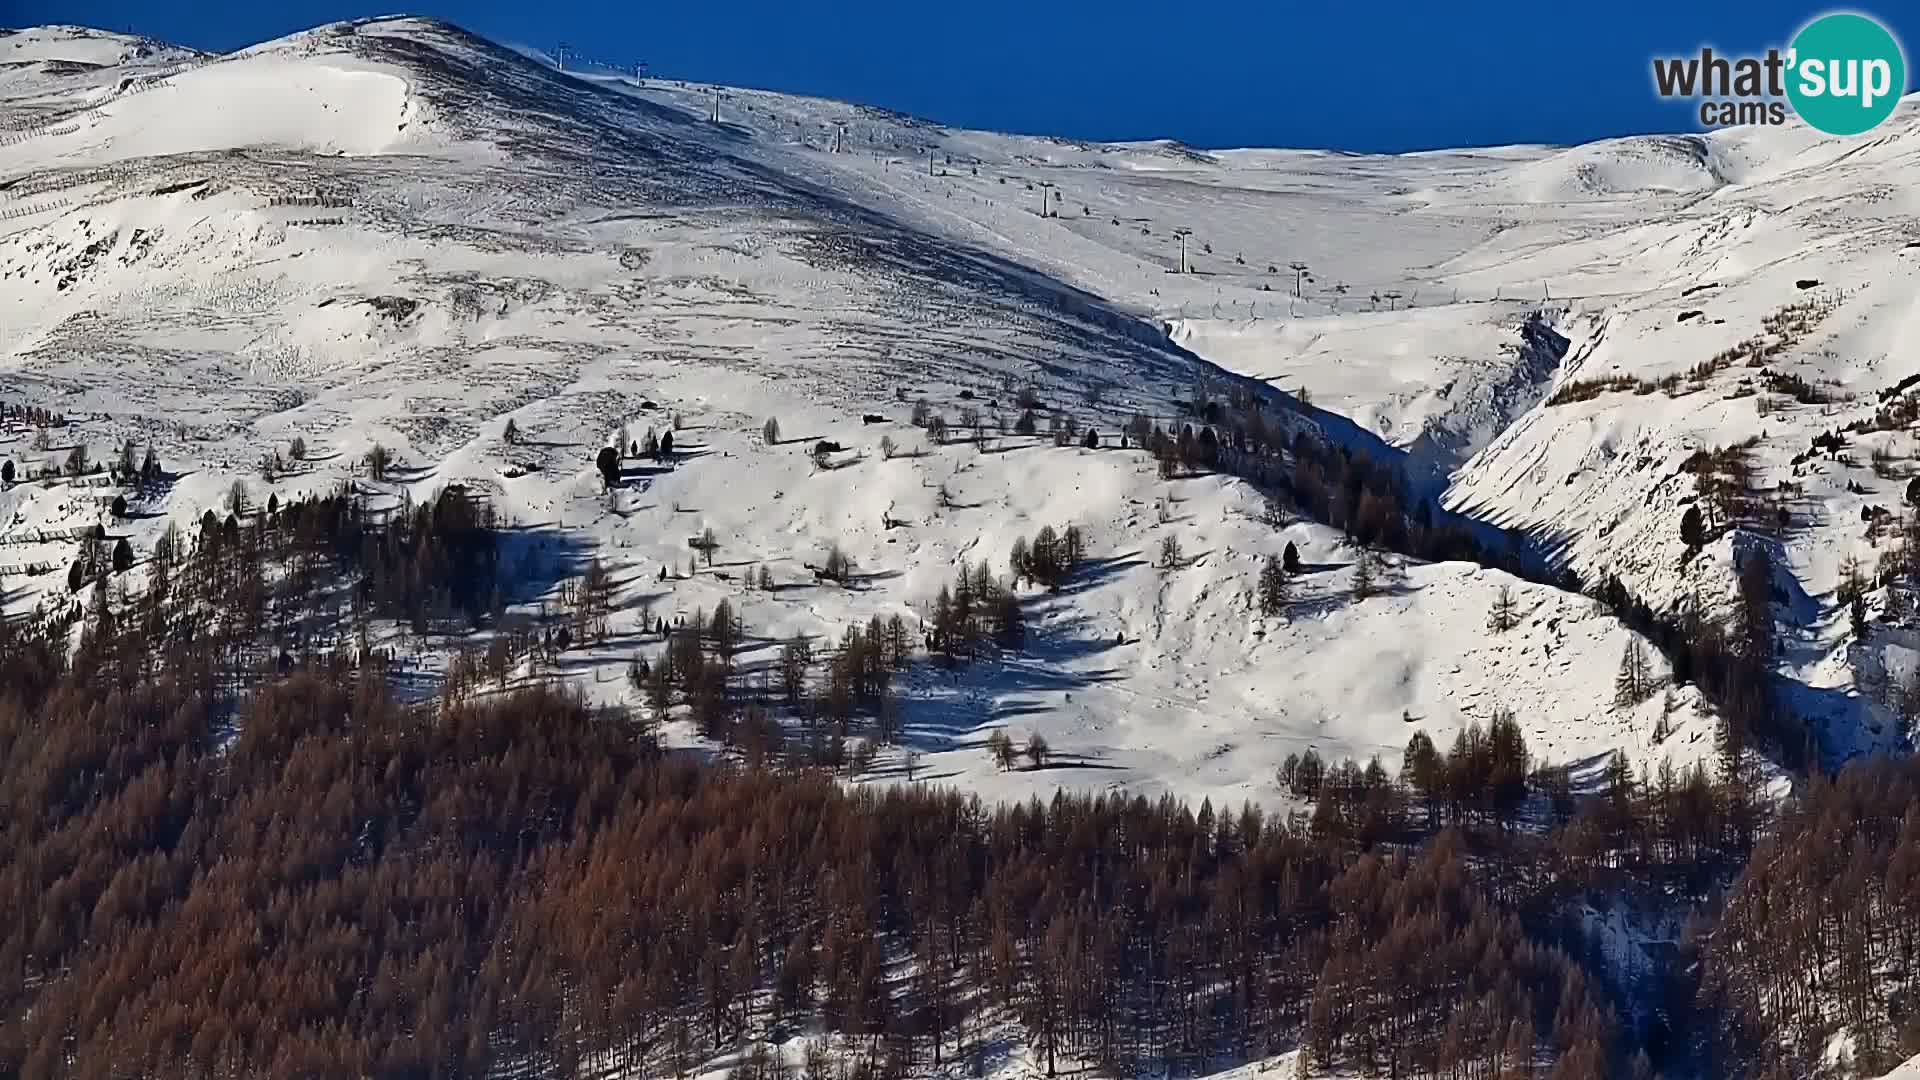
[[11, 16, 1920, 818]]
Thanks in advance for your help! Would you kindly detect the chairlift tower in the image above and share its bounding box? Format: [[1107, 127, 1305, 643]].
[[1288, 261, 1309, 298], [1172, 228, 1193, 273]]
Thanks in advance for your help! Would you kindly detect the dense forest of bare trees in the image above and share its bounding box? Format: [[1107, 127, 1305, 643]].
[[1, 460, 1916, 1079], [0, 614, 1617, 1080], [1700, 757, 1920, 1076]]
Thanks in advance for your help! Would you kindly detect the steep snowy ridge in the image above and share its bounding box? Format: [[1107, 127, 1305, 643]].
[[15, 17, 1916, 811], [1, 25, 194, 63]]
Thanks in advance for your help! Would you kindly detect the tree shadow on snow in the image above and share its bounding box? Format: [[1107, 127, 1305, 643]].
[[497, 526, 599, 606], [1049, 553, 1149, 598], [1291, 560, 1348, 575], [1021, 753, 1124, 773], [892, 616, 1125, 760]]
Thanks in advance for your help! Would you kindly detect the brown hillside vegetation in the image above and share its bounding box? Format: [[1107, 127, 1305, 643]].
[[0, 487, 1915, 1079]]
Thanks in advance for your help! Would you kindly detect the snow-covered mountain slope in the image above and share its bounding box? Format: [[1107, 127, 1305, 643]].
[[0, 25, 201, 137], [593, 65, 1920, 762], [1439, 129, 1920, 758], [7, 17, 1857, 809], [0, 24, 198, 84]]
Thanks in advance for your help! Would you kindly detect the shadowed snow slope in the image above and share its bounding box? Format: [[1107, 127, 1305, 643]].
[[28, 17, 1912, 807]]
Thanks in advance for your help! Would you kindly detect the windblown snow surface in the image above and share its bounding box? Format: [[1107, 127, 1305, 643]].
[[8, 16, 1918, 818]]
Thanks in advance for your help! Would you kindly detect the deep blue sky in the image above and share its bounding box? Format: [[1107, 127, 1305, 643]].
[[15, 0, 1918, 151]]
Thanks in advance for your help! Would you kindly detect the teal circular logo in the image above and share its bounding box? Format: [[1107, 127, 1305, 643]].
[[1786, 13, 1906, 135]]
